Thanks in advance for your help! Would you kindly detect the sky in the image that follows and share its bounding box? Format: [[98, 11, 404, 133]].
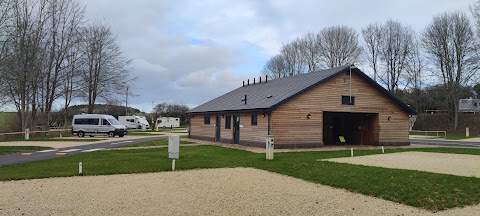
[[77, 0, 475, 112]]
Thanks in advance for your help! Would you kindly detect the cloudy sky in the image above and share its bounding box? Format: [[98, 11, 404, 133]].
[[80, 0, 475, 112]]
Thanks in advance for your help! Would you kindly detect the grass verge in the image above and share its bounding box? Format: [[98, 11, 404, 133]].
[[0, 146, 52, 155], [0, 146, 479, 211]]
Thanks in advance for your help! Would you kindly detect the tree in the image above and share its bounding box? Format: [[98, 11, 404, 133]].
[[404, 37, 424, 112], [38, 0, 85, 130], [422, 12, 478, 129], [379, 20, 414, 94], [280, 39, 306, 76], [78, 23, 132, 113], [318, 25, 362, 68], [1, 0, 49, 131], [362, 23, 382, 81], [261, 54, 288, 79]]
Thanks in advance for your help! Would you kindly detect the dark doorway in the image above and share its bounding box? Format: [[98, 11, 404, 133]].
[[233, 115, 240, 144], [215, 115, 221, 142], [323, 112, 377, 145]]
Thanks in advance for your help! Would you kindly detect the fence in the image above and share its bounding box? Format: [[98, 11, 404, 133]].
[[410, 130, 447, 145], [0, 128, 70, 141]]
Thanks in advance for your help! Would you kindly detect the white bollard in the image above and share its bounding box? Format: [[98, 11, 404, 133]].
[[24, 128, 30, 140], [466, 127, 470, 137], [382, 146, 384, 153], [172, 159, 176, 172], [351, 148, 353, 157], [79, 162, 83, 175]]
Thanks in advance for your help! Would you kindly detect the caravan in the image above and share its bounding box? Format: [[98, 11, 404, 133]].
[[155, 117, 180, 130], [118, 116, 150, 129]]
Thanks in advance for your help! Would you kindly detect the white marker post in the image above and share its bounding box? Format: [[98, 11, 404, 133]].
[[382, 146, 384, 153], [79, 162, 83, 175], [351, 148, 353, 157]]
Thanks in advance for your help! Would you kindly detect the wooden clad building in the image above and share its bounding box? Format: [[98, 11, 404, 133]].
[[187, 66, 416, 148]]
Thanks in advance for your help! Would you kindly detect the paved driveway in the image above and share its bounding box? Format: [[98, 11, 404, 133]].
[[0, 136, 167, 166]]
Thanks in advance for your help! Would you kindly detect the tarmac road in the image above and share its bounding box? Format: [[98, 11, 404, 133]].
[[0, 136, 167, 166]]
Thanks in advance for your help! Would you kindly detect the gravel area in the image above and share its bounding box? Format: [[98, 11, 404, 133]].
[[325, 152, 480, 178], [0, 168, 478, 215]]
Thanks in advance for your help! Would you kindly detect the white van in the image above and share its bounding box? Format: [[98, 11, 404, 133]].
[[72, 114, 128, 137], [118, 116, 150, 129]]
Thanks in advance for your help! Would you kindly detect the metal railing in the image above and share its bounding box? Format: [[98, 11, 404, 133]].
[[410, 130, 447, 145]]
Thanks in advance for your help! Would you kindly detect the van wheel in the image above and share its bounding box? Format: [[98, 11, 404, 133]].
[[108, 131, 115, 137], [78, 131, 85, 137]]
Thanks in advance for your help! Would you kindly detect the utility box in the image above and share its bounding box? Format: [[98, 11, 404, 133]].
[[168, 135, 179, 159], [266, 135, 274, 160]]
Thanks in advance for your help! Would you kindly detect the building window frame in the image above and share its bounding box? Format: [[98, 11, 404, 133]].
[[341, 95, 355, 105], [251, 114, 258, 125], [204, 116, 211, 125], [225, 115, 231, 129]]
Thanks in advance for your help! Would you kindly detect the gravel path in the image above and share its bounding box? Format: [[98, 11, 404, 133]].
[[0, 168, 478, 215], [325, 152, 480, 178]]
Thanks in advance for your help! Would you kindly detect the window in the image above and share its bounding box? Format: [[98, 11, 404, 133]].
[[102, 119, 110, 125], [341, 96, 355, 105], [88, 118, 99, 125], [204, 116, 211, 125], [225, 115, 231, 129], [251, 114, 258, 125], [74, 118, 99, 125], [74, 119, 87, 125]]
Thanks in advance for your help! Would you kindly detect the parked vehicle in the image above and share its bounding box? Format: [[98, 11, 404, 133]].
[[118, 116, 150, 129], [72, 114, 127, 137], [155, 117, 180, 130], [459, 98, 480, 113]]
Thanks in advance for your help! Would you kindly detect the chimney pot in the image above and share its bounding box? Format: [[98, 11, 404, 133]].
[[243, 81, 245, 87], [254, 78, 256, 85], [266, 75, 268, 83], [247, 79, 249, 85], [260, 77, 262, 83]]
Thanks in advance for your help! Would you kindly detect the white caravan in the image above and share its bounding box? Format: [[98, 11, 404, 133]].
[[118, 116, 150, 129], [155, 117, 180, 130], [72, 114, 127, 137]]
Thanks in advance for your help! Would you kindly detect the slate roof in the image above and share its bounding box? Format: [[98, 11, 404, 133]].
[[187, 66, 416, 115]]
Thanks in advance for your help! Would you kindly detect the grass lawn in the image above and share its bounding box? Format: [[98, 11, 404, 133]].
[[114, 139, 196, 148], [0, 146, 52, 155], [0, 146, 479, 211]]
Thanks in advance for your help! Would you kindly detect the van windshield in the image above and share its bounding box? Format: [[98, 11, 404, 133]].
[[107, 118, 122, 125]]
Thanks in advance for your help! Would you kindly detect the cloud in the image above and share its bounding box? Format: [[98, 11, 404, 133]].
[[73, 0, 475, 112]]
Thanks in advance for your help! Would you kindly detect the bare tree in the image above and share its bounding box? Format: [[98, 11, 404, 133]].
[[261, 54, 288, 79], [422, 12, 478, 129], [362, 23, 382, 81], [318, 25, 362, 68], [78, 23, 132, 113], [38, 0, 85, 129], [1, 0, 49, 131], [299, 32, 321, 72], [404, 37, 424, 112], [378, 20, 414, 94], [280, 39, 306, 76]]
